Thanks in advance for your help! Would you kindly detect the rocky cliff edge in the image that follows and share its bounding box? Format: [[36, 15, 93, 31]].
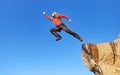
[[82, 34, 120, 75]]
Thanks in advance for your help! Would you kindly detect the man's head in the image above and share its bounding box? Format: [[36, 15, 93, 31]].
[[52, 12, 57, 16]]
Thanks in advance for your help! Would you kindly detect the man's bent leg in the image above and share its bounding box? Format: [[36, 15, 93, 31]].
[[50, 27, 62, 41]]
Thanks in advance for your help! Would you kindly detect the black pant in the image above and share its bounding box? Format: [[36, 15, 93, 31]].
[[50, 23, 82, 41]]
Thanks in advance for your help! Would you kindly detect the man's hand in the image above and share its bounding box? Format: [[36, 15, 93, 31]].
[[43, 12, 46, 15], [68, 19, 72, 22]]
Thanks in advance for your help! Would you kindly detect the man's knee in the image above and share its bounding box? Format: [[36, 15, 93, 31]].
[[50, 28, 55, 33], [66, 30, 73, 34], [67, 30, 77, 36]]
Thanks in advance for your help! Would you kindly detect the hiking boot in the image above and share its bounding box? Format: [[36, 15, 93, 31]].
[[79, 38, 83, 42], [55, 37, 62, 41]]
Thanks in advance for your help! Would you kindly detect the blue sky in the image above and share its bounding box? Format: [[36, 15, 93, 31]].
[[0, 0, 120, 75]]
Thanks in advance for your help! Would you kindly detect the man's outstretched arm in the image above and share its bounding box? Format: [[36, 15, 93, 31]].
[[43, 12, 52, 20], [59, 14, 72, 22]]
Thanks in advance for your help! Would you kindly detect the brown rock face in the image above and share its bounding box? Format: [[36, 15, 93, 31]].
[[82, 34, 120, 75]]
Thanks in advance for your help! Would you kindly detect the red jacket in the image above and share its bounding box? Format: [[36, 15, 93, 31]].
[[44, 14, 70, 26]]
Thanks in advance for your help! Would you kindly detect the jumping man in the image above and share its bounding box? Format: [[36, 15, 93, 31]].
[[43, 11, 83, 42]]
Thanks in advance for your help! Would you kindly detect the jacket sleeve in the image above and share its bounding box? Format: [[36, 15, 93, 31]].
[[43, 14, 53, 21], [59, 14, 70, 21]]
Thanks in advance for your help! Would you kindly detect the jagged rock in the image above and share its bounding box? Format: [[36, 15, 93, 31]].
[[82, 34, 120, 75]]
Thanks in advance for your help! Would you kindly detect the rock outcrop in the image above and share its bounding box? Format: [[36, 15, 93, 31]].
[[82, 34, 120, 75]]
